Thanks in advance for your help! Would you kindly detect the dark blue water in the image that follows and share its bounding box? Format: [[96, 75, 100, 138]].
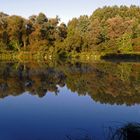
[[0, 62, 140, 140]]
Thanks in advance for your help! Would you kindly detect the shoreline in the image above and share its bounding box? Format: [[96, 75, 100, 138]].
[[1, 51, 140, 62]]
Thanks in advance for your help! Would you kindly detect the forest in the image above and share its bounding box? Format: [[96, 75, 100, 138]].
[[0, 5, 140, 59]]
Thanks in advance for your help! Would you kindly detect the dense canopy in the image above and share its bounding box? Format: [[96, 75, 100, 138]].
[[0, 5, 140, 57]]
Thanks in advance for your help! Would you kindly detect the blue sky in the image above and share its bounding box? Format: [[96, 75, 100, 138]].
[[0, 0, 139, 23]]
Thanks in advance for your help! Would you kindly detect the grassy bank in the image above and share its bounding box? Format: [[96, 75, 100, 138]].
[[0, 51, 102, 62], [0, 51, 54, 62], [1, 51, 140, 62], [0, 51, 17, 61]]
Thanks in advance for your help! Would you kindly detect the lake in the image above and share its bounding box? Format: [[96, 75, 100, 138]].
[[0, 60, 140, 140]]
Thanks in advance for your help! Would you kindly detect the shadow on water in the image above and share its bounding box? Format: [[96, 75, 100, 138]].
[[101, 54, 140, 63], [110, 123, 140, 140], [65, 123, 140, 140], [65, 129, 94, 140]]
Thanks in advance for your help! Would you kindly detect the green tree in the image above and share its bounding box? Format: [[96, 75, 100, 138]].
[[117, 33, 133, 53], [36, 13, 48, 24], [7, 16, 24, 50]]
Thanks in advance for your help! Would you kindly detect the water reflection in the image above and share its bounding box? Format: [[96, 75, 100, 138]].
[[0, 61, 140, 105]]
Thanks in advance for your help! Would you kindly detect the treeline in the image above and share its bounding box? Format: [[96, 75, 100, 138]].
[[0, 12, 67, 53], [0, 5, 140, 56], [64, 5, 140, 55]]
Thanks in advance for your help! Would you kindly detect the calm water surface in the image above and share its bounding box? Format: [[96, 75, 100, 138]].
[[0, 61, 140, 140]]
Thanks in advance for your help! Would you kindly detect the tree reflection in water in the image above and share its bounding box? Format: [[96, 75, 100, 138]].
[[0, 61, 140, 105]]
